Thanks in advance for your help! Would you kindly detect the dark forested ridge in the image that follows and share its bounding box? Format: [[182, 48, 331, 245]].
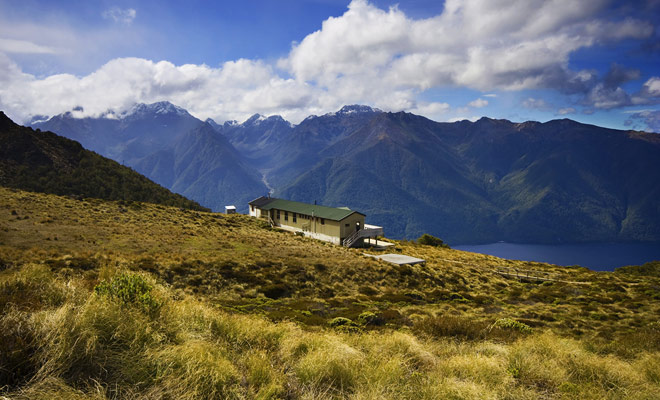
[[0, 111, 208, 211]]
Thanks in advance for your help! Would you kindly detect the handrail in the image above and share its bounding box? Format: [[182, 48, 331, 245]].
[[342, 226, 382, 247], [495, 266, 557, 282], [342, 229, 362, 247]]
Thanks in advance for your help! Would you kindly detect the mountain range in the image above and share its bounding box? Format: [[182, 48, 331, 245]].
[[32, 102, 267, 212], [30, 102, 660, 244]]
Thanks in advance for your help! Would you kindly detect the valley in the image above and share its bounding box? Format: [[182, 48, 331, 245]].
[[32, 103, 660, 245]]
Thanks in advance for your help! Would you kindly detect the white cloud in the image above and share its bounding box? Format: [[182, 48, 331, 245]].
[[625, 109, 660, 133], [642, 77, 660, 97], [409, 101, 451, 120], [446, 116, 480, 123], [0, 0, 656, 125], [468, 98, 488, 108], [0, 55, 318, 124], [586, 84, 630, 109], [522, 97, 551, 110], [557, 107, 576, 115], [0, 38, 61, 54], [102, 7, 137, 25], [284, 0, 652, 94]]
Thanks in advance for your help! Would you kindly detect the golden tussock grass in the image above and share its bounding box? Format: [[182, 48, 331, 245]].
[[2, 187, 660, 398]]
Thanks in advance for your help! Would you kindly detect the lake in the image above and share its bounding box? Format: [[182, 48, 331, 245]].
[[453, 242, 660, 271]]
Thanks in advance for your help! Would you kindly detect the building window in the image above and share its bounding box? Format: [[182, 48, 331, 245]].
[[250, 205, 254, 212], [284, 211, 288, 221], [345, 223, 349, 227], [321, 218, 325, 225], [293, 213, 297, 223], [276, 210, 280, 219]]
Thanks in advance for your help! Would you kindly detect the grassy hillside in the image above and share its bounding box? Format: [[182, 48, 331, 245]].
[[0, 111, 208, 211], [1, 187, 660, 399]]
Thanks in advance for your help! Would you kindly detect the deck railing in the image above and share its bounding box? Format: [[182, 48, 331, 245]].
[[342, 225, 383, 247], [495, 266, 557, 282]]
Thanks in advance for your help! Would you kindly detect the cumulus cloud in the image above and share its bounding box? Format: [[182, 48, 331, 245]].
[[102, 7, 137, 25], [409, 101, 451, 119], [625, 110, 660, 133], [0, 55, 314, 123], [0, 0, 657, 125], [632, 77, 660, 105], [284, 0, 652, 94], [522, 97, 551, 110], [557, 107, 576, 115], [468, 98, 488, 108]]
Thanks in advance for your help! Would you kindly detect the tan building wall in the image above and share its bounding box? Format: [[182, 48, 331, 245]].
[[339, 213, 366, 239], [249, 204, 264, 218], [270, 209, 340, 238], [255, 207, 367, 243]]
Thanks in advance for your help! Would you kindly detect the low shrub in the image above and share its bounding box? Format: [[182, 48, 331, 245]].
[[417, 234, 450, 248], [94, 273, 161, 314], [490, 318, 532, 334], [328, 317, 360, 332], [357, 311, 382, 326]]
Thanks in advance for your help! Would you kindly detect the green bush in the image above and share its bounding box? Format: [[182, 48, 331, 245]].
[[357, 311, 380, 326], [491, 318, 532, 334], [328, 317, 356, 328], [94, 273, 161, 314], [417, 234, 450, 248], [328, 317, 361, 333]]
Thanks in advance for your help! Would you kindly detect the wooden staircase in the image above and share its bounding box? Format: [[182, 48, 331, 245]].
[[342, 226, 383, 248]]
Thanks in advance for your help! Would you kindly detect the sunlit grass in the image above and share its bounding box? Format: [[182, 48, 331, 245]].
[[2, 187, 660, 398]]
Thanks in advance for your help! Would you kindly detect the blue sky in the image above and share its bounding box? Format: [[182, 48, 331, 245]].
[[0, 0, 659, 132]]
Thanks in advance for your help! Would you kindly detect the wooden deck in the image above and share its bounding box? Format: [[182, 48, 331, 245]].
[[365, 253, 426, 266]]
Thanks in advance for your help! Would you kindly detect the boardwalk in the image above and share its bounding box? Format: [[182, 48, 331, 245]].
[[495, 266, 590, 285]]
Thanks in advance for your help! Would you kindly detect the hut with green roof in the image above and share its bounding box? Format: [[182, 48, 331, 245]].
[[248, 196, 382, 247]]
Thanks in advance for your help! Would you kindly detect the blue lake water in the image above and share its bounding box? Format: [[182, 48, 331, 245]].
[[453, 242, 660, 271]]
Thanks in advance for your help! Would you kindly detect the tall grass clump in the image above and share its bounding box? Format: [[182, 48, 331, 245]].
[[293, 336, 363, 395], [148, 340, 240, 399], [0, 263, 69, 312], [30, 296, 160, 390], [0, 307, 40, 390], [506, 333, 659, 398]]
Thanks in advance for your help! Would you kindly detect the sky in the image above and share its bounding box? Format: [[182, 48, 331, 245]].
[[0, 0, 659, 132]]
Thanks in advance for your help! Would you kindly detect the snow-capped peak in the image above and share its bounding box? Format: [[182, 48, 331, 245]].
[[243, 114, 290, 126], [323, 105, 382, 117], [244, 113, 267, 125], [338, 105, 378, 114], [124, 101, 190, 118]]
